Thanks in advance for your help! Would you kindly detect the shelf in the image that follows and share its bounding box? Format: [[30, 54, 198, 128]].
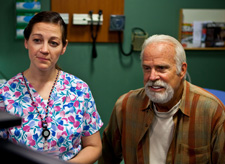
[[184, 47, 225, 51], [178, 9, 225, 51]]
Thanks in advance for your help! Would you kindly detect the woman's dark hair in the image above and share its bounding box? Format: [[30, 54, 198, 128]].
[[24, 11, 67, 70], [24, 11, 67, 47]]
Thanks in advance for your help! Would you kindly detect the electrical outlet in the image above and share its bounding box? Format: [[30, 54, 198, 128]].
[[109, 15, 125, 31]]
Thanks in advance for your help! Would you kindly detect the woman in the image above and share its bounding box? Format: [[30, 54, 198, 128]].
[[0, 11, 103, 163]]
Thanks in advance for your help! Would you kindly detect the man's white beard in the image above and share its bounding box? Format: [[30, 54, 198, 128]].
[[145, 80, 174, 104]]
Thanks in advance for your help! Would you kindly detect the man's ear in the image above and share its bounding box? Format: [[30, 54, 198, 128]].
[[180, 62, 187, 79], [61, 40, 68, 55]]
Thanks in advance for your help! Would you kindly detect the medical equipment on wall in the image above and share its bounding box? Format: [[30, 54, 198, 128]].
[[109, 15, 148, 56], [72, 10, 103, 58], [89, 10, 103, 58]]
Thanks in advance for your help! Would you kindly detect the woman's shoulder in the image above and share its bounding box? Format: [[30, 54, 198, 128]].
[[0, 73, 23, 89], [60, 71, 89, 88]]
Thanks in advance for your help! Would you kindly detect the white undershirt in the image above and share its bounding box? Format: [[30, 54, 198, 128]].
[[149, 100, 181, 164]]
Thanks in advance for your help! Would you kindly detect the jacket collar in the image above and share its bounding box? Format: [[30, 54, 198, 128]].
[[140, 90, 153, 111], [179, 80, 191, 117]]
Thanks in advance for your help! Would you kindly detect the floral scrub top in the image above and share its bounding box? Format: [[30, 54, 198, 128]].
[[0, 71, 103, 160]]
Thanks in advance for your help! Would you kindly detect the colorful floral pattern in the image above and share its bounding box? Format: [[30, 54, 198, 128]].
[[0, 71, 103, 160]]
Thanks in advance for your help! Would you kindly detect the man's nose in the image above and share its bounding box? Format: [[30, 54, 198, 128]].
[[149, 69, 159, 81]]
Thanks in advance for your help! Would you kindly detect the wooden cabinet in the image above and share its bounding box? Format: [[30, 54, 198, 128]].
[[51, 0, 124, 43]]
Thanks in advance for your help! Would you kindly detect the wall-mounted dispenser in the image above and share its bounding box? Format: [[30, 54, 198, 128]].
[[15, 0, 41, 39], [16, 15, 33, 25], [16, 15, 34, 39], [73, 13, 103, 25], [132, 28, 148, 51], [16, 1, 41, 12]]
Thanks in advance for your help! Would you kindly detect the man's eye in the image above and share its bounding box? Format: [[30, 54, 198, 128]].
[[158, 66, 165, 70], [143, 66, 151, 71], [157, 66, 168, 72]]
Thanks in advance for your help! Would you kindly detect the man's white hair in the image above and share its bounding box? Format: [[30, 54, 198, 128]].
[[140, 34, 187, 79]]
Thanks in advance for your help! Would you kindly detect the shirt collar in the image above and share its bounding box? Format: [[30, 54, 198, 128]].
[[153, 99, 181, 118]]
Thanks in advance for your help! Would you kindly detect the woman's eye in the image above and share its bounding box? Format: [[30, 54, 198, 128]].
[[33, 39, 41, 43], [50, 41, 59, 47]]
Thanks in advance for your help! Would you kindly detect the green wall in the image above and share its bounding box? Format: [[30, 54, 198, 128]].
[[1, 0, 225, 135]]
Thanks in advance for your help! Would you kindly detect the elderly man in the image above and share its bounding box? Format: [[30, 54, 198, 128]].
[[99, 35, 225, 164]]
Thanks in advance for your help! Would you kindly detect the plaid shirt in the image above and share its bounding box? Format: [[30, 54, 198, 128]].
[[99, 81, 225, 164]]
